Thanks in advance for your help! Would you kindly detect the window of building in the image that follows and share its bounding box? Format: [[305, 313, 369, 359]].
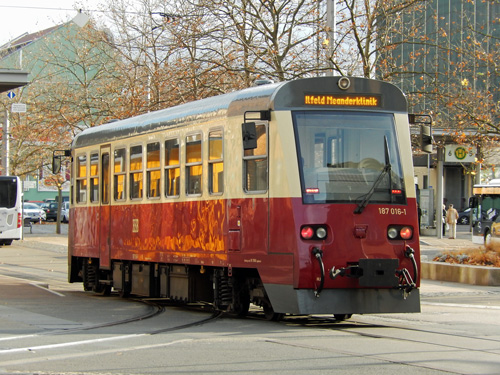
[[209, 129, 224, 194], [130, 145, 143, 199], [114, 148, 126, 201], [147, 142, 161, 199], [243, 124, 267, 192], [165, 138, 180, 197], [186, 133, 202, 195], [89, 152, 99, 203], [76, 154, 87, 203]]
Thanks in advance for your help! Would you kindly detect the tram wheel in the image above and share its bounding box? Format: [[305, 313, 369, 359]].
[[334, 314, 352, 321], [263, 303, 284, 321], [231, 280, 250, 317], [232, 297, 250, 317], [118, 288, 130, 298], [94, 283, 112, 296]]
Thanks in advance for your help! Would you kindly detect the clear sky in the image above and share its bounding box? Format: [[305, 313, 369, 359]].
[[0, 0, 102, 46]]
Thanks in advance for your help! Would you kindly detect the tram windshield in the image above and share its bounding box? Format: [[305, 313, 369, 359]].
[[293, 111, 405, 205]]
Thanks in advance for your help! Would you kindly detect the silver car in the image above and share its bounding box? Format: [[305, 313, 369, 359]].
[[23, 202, 46, 222], [61, 201, 70, 223]]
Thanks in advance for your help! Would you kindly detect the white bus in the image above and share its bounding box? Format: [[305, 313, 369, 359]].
[[0, 176, 23, 245]]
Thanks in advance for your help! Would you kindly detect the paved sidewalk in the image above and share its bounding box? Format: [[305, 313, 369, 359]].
[[419, 225, 478, 261]]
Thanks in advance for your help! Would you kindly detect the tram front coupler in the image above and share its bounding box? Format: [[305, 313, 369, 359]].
[[395, 245, 419, 295], [311, 247, 325, 297], [329, 252, 418, 294], [329, 264, 362, 280]]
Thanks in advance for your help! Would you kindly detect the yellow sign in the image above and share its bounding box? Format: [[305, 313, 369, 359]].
[[454, 147, 468, 160], [445, 145, 475, 163], [305, 94, 380, 107]]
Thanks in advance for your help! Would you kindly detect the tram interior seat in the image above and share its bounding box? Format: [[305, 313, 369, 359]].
[[168, 177, 180, 196], [188, 176, 201, 195], [149, 179, 160, 197]]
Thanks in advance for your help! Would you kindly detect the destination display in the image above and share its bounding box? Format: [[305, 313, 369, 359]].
[[304, 94, 381, 107]]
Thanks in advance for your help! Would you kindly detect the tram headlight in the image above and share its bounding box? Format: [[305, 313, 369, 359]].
[[316, 227, 327, 239], [387, 225, 413, 240], [300, 225, 328, 241], [338, 77, 351, 90], [387, 227, 399, 239]]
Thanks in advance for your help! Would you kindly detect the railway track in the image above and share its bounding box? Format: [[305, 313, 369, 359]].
[[0, 299, 222, 356]]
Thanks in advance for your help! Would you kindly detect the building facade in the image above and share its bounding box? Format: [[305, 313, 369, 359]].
[[385, 0, 499, 222]]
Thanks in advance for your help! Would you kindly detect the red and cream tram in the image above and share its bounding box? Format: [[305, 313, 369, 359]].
[[67, 76, 420, 319]]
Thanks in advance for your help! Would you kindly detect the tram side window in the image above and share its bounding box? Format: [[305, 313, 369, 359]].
[[114, 148, 126, 201], [147, 142, 161, 199], [243, 124, 267, 192], [102, 153, 110, 204], [186, 133, 202, 195], [89, 152, 99, 203], [76, 155, 87, 203], [165, 138, 180, 197], [130, 145, 143, 199], [209, 130, 224, 194]]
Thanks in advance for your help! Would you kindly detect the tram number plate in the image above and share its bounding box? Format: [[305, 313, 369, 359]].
[[379, 208, 407, 215]]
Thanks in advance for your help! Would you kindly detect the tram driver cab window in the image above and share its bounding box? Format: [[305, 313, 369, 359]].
[[243, 123, 267, 193]]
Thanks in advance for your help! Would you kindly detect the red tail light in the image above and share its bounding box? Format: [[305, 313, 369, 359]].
[[17, 213, 22, 228], [400, 226, 413, 240], [301, 226, 315, 240]]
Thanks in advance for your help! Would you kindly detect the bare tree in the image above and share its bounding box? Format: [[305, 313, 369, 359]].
[[0, 18, 118, 177]]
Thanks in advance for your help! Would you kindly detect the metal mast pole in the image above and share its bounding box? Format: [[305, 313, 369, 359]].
[[2, 109, 9, 176]]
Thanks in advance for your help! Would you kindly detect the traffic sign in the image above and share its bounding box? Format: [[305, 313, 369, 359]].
[[445, 145, 475, 163], [7, 92, 15, 99], [11, 103, 26, 113]]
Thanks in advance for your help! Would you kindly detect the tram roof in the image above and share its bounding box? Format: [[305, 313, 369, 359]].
[[73, 76, 407, 149]]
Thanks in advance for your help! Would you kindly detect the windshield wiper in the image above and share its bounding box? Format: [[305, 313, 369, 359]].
[[354, 136, 392, 214]]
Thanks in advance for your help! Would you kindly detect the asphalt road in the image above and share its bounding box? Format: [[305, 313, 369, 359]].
[[0, 225, 499, 374]]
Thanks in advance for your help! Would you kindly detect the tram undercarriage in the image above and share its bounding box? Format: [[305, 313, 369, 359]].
[[72, 257, 281, 319]]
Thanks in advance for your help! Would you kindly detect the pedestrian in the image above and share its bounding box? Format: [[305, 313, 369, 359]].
[[446, 204, 459, 239], [442, 204, 447, 236]]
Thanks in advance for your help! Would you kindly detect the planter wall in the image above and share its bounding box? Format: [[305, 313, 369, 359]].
[[421, 261, 500, 286]]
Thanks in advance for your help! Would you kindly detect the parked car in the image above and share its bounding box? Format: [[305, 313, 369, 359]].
[[23, 202, 46, 222], [458, 208, 487, 225], [61, 202, 70, 223], [458, 208, 472, 225], [43, 202, 59, 221]]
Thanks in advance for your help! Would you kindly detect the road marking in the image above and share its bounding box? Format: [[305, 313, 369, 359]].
[[0, 273, 65, 297], [0, 334, 37, 342], [30, 282, 65, 297], [0, 338, 193, 367], [0, 334, 144, 354], [423, 301, 500, 310]]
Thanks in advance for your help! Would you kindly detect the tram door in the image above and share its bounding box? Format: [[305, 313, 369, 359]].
[[239, 120, 269, 254], [99, 146, 112, 269]]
